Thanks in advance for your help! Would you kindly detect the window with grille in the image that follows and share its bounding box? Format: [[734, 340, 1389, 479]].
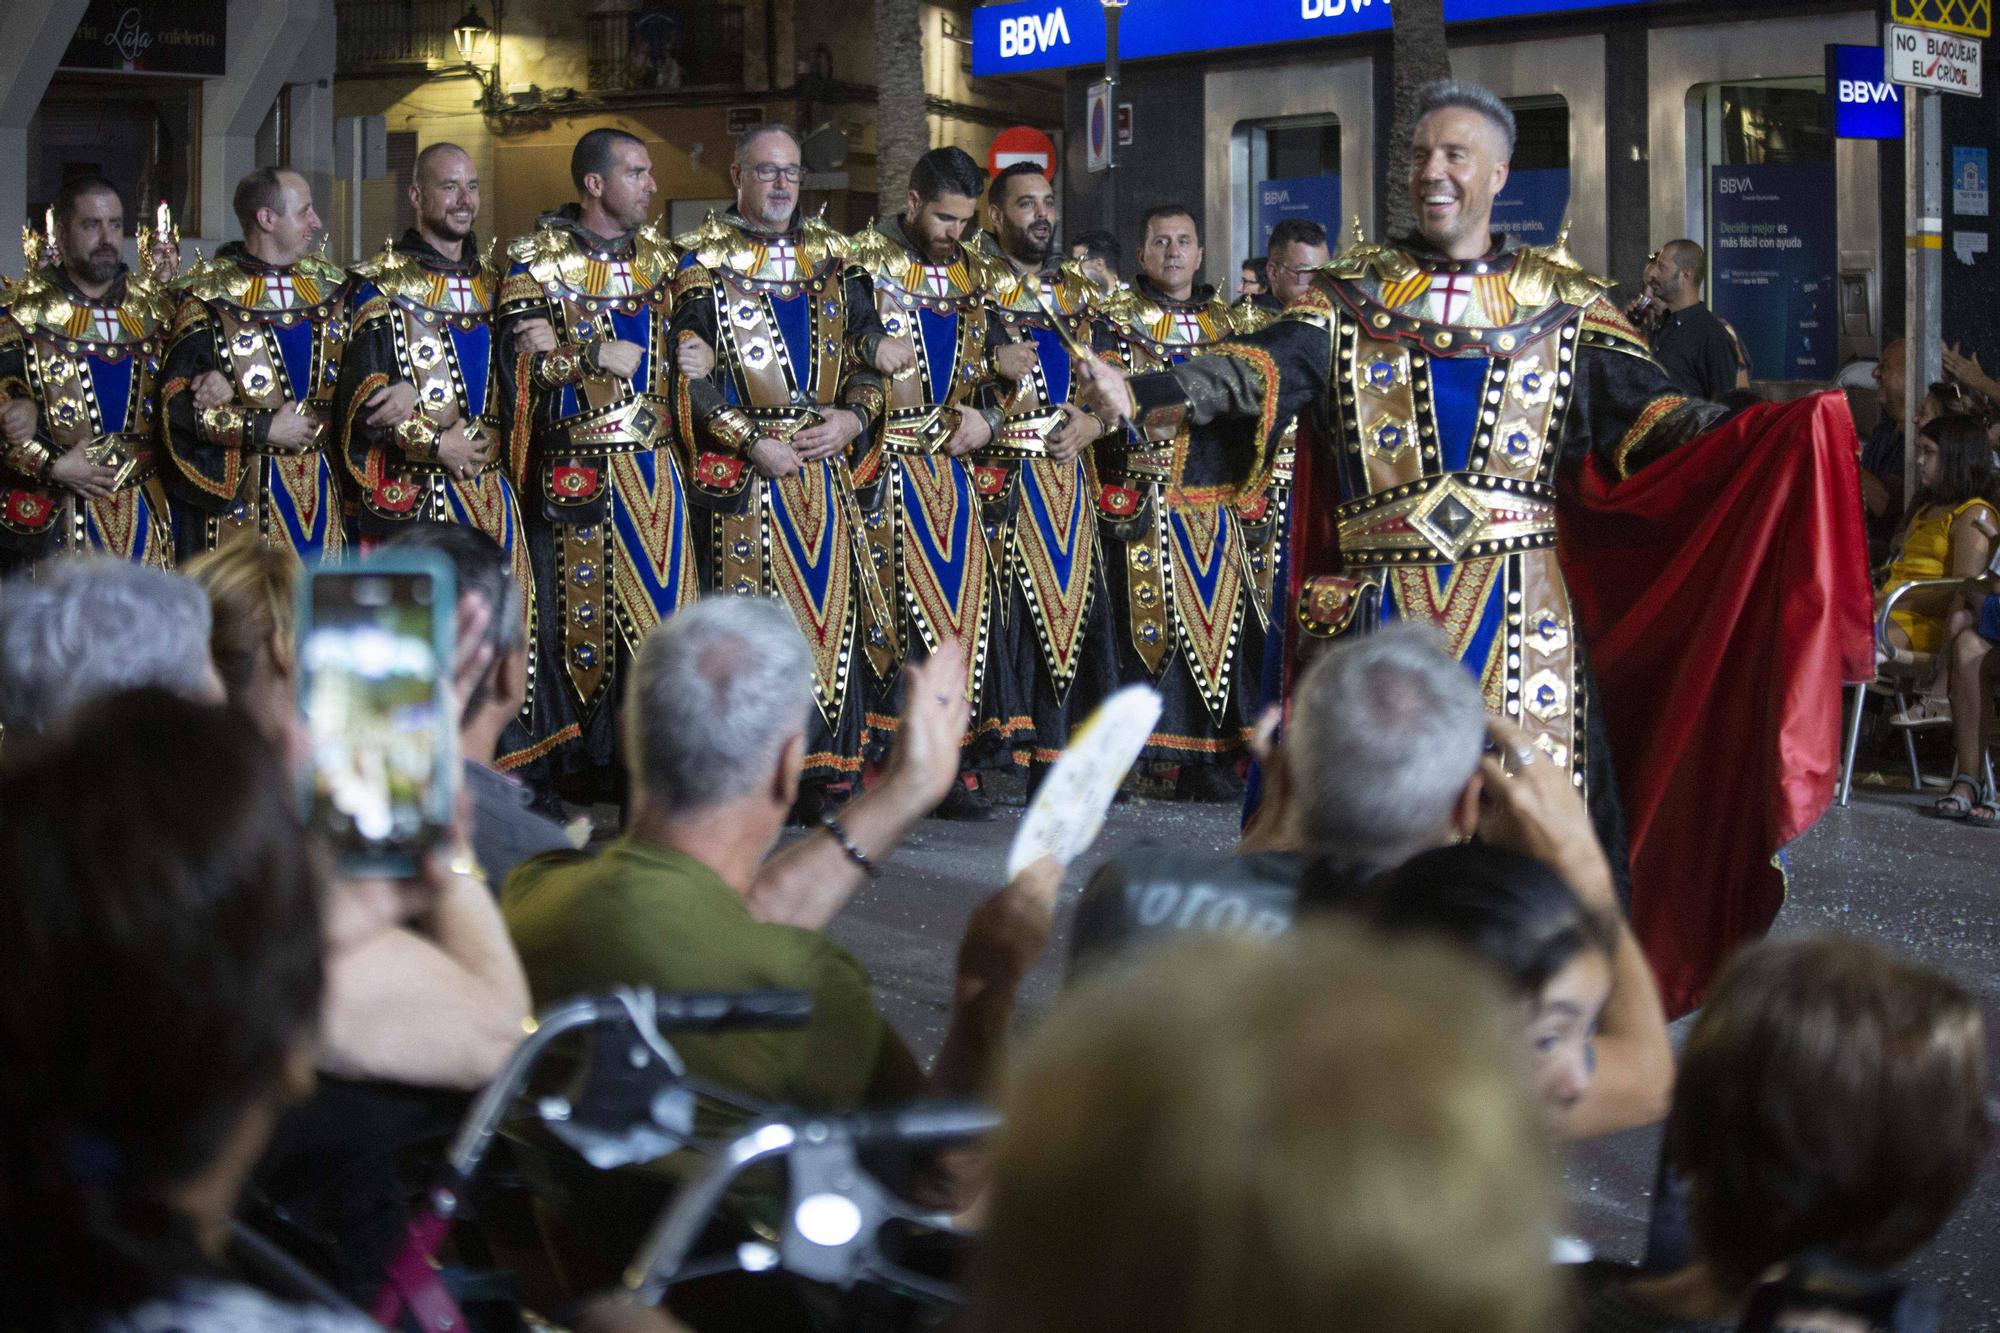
[[588, 3, 746, 92]]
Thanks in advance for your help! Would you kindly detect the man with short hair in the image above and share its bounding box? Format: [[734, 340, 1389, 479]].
[[668, 123, 895, 813], [1860, 337, 1908, 548], [847, 146, 1027, 817], [1265, 217, 1330, 308], [975, 161, 1118, 779], [1078, 76, 1871, 1016], [0, 559, 222, 737], [502, 598, 1060, 1274], [1092, 204, 1270, 798], [1642, 239, 1737, 400], [494, 128, 690, 797], [1068, 229, 1121, 293], [0, 176, 184, 575], [162, 167, 351, 564]]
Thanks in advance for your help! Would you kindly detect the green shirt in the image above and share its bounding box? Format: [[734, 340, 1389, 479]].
[[502, 837, 922, 1115]]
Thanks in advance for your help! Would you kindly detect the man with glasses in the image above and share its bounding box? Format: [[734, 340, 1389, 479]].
[[1266, 218, 1331, 309], [668, 123, 896, 817]]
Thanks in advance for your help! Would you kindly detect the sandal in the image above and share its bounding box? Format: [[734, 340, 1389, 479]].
[[1930, 773, 1981, 819], [1969, 799, 2000, 830], [1891, 698, 1953, 728]]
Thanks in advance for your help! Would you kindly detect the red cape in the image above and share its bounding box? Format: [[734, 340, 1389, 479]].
[[1558, 391, 1874, 1016]]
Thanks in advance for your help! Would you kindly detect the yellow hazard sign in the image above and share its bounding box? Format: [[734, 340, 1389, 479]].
[[1891, 0, 1991, 38]]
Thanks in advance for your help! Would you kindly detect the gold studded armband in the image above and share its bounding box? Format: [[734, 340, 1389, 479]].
[[395, 412, 444, 464], [534, 345, 587, 390], [198, 404, 249, 449], [3, 438, 56, 482], [704, 407, 759, 452]]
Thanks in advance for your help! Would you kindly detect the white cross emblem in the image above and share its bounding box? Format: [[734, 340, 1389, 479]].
[[444, 273, 479, 312], [264, 271, 297, 308], [605, 260, 637, 297], [90, 305, 122, 343], [1429, 271, 1475, 326]]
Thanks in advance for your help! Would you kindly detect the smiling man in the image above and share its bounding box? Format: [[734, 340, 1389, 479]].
[[1074, 78, 1872, 1018]]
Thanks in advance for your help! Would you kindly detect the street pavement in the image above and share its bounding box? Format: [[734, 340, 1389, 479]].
[[813, 774, 2000, 1329]]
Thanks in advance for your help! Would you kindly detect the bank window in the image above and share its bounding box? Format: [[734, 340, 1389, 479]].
[[28, 75, 199, 238], [1687, 78, 1838, 382], [1243, 115, 1341, 259], [1494, 95, 1569, 246]]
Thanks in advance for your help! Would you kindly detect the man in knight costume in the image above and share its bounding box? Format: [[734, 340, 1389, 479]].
[[974, 161, 1117, 783], [847, 145, 1028, 819], [1078, 79, 1872, 1015], [161, 168, 352, 563], [1091, 203, 1272, 799], [0, 176, 180, 574], [669, 123, 894, 812], [335, 142, 543, 770], [494, 128, 690, 796]]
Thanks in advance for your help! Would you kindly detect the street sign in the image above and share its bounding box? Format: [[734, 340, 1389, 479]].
[[1085, 81, 1110, 173], [989, 126, 1058, 178], [1889, 24, 1984, 95], [1889, 0, 1989, 38]]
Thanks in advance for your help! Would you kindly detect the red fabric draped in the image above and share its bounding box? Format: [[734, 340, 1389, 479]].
[[1558, 391, 1874, 1017]]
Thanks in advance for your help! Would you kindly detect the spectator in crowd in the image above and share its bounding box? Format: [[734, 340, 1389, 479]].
[[502, 599, 1062, 1288], [1861, 338, 1910, 549], [1265, 217, 1331, 308], [1640, 240, 1736, 401], [1573, 934, 1988, 1331], [184, 542, 300, 753], [1876, 414, 1997, 779], [383, 523, 572, 885], [972, 926, 1560, 1333], [0, 559, 221, 740], [0, 690, 375, 1331], [1942, 591, 2000, 827], [1236, 256, 1278, 311], [1069, 228, 1121, 293]]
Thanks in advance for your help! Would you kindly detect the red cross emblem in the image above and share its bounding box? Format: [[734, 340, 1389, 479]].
[[90, 305, 122, 342], [445, 273, 479, 312], [265, 272, 297, 307], [1432, 271, 1474, 325], [922, 264, 954, 296], [1173, 310, 1205, 343], [605, 261, 636, 297], [766, 240, 799, 280]]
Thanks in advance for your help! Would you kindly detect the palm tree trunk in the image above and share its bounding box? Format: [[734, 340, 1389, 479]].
[[1384, 0, 1452, 239], [874, 0, 929, 212]]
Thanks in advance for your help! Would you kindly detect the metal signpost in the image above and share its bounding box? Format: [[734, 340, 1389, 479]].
[[1888, 0, 1988, 504]]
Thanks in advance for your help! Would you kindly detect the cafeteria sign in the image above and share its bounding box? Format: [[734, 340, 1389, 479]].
[[61, 0, 227, 77]]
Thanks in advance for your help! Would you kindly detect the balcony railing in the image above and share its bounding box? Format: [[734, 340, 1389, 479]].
[[587, 3, 746, 92], [337, 0, 463, 72]]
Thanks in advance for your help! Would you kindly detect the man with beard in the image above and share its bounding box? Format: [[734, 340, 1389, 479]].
[[494, 128, 689, 798], [1076, 79, 1871, 1016], [162, 167, 352, 563], [1092, 204, 1270, 800], [846, 146, 1028, 819], [0, 175, 182, 573], [333, 143, 544, 769], [668, 123, 895, 816], [974, 161, 1118, 782]]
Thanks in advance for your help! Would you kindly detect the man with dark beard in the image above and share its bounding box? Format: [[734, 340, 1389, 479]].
[[334, 143, 546, 772], [974, 161, 1118, 785], [669, 123, 895, 817], [494, 128, 690, 799], [0, 176, 183, 573], [847, 146, 1028, 818]]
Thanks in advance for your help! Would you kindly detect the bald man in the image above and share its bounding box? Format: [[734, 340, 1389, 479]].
[[1641, 239, 1737, 401]]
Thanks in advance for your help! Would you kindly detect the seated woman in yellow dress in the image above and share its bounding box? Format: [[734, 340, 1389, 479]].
[[1877, 413, 1997, 816]]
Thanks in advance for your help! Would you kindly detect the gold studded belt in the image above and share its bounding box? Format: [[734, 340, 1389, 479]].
[[743, 404, 825, 442], [880, 404, 961, 456], [976, 404, 1071, 460], [552, 393, 674, 455], [242, 403, 332, 456], [1335, 471, 1558, 566]]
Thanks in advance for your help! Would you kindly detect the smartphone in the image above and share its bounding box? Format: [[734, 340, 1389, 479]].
[[296, 551, 458, 876]]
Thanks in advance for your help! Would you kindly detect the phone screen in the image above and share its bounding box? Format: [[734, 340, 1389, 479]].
[[299, 562, 455, 872]]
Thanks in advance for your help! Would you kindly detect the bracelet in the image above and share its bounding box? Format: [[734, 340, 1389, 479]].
[[198, 403, 245, 447], [818, 813, 879, 879], [706, 408, 759, 452], [395, 411, 442, 461]]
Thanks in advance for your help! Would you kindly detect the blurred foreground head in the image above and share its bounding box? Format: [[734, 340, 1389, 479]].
[[974, 926, 1558, 1333], [1670, 934, 1988, 1294]]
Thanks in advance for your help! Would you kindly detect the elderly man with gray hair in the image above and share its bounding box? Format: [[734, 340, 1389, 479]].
[[502, 598, 1061, 1281], [0, 559, 223, 739]]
